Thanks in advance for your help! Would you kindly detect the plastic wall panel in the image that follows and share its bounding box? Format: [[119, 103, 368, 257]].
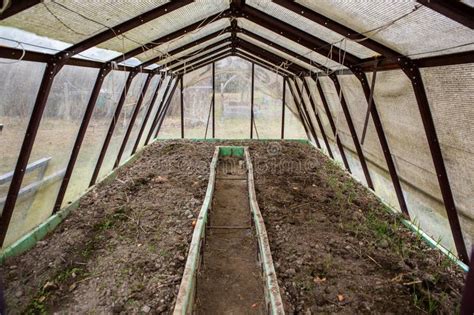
[[62, 71, 128, 208], [183, 65, 213, 139], [157, 79, 182, 139], [119, 75, 162, 165], [97, 73, 147, 180], [284, 82, 307, 140], [295, 78, 327, 151], [369, 69, 455, 252], [421, 64, 474, 251], [338, 74, 400, 209], [138, 76, 172, 147], [5, 66, 98, 247], [213, 57, 252, 139], [0, 60, 45, 217], [317, 76, 366, 181], [253, 65, 283, 139], [304, 77, 345, 166]]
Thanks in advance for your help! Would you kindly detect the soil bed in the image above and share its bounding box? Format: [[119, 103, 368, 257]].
[[0, 140, 464, 314], [1, 141, 213, 314]]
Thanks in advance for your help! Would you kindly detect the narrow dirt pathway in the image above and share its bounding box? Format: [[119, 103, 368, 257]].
[[196, 156, 265, 314]]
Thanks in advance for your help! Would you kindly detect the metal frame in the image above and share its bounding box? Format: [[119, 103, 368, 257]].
[[398, 57, 469, 263], [154, 76, 182, 139], [144, 77, 176, 145], [301, 78, 334, 159], [291, 77, 321, 149], [329, 74, 374, 189], [131, 75, 165, 154], [114, 73, 155, 168], [52, 66, 112, 214], [89, 71, 137, 187], [313, 77, 351, 172], [350, 69, 410, 218], [285, 78, 312, 141], [0, 0, 471, 264]]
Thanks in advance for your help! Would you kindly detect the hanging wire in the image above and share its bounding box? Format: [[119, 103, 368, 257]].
[[0, 41, 25, 64]]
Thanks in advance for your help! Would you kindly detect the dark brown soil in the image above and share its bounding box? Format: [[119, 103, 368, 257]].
[[0, 141, 214, 314], [0, 140, 465, 314], [196, 157, 265, 314], [248, 141, 465, 314]]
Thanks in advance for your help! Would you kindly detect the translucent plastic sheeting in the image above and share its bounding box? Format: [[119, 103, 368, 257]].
[[237, 33, 320, 73], [132, 18, 231, 63], [0, 1, 170, 46], [284, 81, 307, 140], [421, 64, 474, 252], [338, 74, 401, 210], [5, 65, 99, 247], [157, 33, 231, 68], [94, 0, 229, 53], [253, 65, 283, 139], [237, 18, 346, 71], [158, 79, 182, 139], [137, 76, 172, 148], [97, 73, 148, 180], [169, 43, 231, 72], [304, 77, 345, 166], [367, 69, 456, 253], [213, 56, 252, 139], [62, 70, 128, 208], [119, 75, 163, 165], [183, 65, 213, 139], [235, 49, 292, 77], [295, 77, 328, 154], [247, 0, 378, 59], [0, 60, 45, 216], [296, 0, 474, 58]]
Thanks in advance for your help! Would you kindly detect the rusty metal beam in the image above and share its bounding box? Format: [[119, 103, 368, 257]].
[[330, 74, 374, 189], [114, 73, 155, 168], [292, 78, 321, 148], [139, 31, 232, 69], [56, 1, 193, 59], [236, 50, 294, 76], [241, 5, 362, 66], [236, 39, 309, 74], [110, 12, 231, 63], [417, 0, 474, 29], [237, 27, 330, 72], [174, 51, 232, 75], [351, 70, 410, 217], [89, 71, 137, 186], [272, 0, 399, 58], [131, 75, 165, 154], [167, 42, 232, 71], [285, 78, 311, 140], [145, 77, 175, 145], [0, 0, 40, 19], [154, 77, 181, 139], [398, 57, 469, 264], [301, 78, 334, 158], [313, 76, 351, 172], [52, 66, 112, 214], [0, 62, 63, 246]]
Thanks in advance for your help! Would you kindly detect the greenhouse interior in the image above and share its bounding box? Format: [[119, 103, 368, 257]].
[[0, 0, 473, 313]]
